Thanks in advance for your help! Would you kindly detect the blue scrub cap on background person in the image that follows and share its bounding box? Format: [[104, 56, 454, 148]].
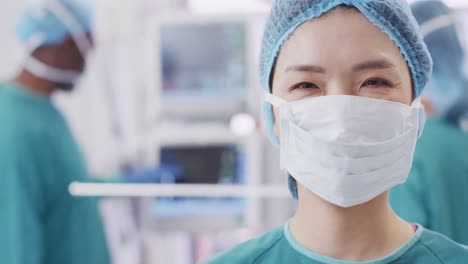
[[16, 0, 92, 48], [259, 0, 433, 199], [411, 0, 468, 123], [14, 0, 93, 85]]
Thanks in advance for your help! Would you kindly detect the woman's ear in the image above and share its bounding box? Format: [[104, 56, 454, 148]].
[[421, 97, 435, 117]]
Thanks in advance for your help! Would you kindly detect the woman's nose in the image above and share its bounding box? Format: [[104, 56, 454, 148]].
[[324, 80, 356, 96]]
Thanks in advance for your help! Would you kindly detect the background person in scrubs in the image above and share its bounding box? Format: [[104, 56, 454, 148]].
[[390, 0, 468, 245], [0, 0, 110, 263], [208, 0, 468, 263]]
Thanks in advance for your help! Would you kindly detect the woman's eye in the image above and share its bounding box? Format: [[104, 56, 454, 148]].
[[363, 78, 392, 87], [292, 82, 319, 90]]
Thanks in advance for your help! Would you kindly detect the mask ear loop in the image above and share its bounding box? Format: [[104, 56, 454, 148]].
[[262, 92, 285, 146], [264, 91, 287, 107], [24, 56, 82, 84], [411, 97, 426, 139]]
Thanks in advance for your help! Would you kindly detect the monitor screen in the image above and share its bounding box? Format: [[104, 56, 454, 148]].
[[153, 144, 246, 219], [159, 145, 245, 184], [160, 22, 247, 99]]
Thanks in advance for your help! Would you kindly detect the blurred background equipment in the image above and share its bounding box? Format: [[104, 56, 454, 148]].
[[152, 18, 249, 119]]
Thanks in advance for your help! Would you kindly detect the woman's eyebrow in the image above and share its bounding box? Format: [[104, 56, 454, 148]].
[[284, 64, 326, 74], [352, 59, 396, 72], [284, 59, 396, 74]]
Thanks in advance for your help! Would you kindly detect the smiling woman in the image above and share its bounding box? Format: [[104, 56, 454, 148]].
[[265, 5, 422, 210], [207, 1, 468, 264]]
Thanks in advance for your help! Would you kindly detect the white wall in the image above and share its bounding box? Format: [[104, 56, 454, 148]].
[[0, 0, 27, 79]]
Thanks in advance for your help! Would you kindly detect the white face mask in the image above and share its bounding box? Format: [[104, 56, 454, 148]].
[[265, 94, 422, 207]]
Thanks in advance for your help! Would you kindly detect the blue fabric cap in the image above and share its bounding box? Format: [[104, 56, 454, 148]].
[[260, 0, 433, 199], [15, 0, 92, 47], [411, 0, 468, 122]]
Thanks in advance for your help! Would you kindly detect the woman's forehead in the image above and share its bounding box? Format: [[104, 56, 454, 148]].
[[276, 8, 406, 71]]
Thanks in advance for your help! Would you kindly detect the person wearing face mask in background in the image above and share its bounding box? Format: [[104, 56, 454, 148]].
[[390, 0, 468, 245], [0, 0, 110, 263], [208, 0, 468, 263]]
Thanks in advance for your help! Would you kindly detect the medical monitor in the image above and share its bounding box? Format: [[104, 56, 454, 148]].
[[151, 143, 246, 220], [146, 15, 252, 120]]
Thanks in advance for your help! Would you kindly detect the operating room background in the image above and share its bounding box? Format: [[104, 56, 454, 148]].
[[1, 0, 467, 264], [0, 1, 292, 263]]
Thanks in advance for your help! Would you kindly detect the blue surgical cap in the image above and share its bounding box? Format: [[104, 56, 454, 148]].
[[411, 0, 468, 122], [260, 0, 433, 199], [16, 0, 92, 47]]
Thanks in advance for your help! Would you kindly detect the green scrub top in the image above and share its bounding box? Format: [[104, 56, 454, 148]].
[[390, 118, 468, 245], [207, 223, 468, 264], [0, 83, 110, 264]]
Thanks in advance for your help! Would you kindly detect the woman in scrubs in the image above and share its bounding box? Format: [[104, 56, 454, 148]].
[[208, 0, 468, 263]]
